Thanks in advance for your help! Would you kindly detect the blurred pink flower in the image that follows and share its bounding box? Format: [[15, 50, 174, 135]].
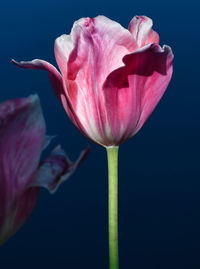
[[0, 95, 89, 245], [12, 15, 173, 147]]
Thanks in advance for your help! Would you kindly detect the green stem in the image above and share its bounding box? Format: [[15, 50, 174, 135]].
[[106, 146, 119, 269]]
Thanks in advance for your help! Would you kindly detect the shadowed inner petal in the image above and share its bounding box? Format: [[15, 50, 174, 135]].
[[103, 44, 173, 144]]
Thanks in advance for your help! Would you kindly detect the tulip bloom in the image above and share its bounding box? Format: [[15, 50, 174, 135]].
[[0, 95, 89, 245], [12, 15, 173, 147]]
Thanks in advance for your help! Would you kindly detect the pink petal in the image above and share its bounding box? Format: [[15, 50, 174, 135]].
[[11, 59, 65, 102], [11, 59, 83, 133], [128, 16, 159, 48], [103, 43, 174, 144], [64, 16, 137, 145], [31, 145, 90, 193], [68, 16, 136, 82]]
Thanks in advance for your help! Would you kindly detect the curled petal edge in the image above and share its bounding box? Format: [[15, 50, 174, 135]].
[[31, 145, 90, 194], [11, 59, 85, 133]]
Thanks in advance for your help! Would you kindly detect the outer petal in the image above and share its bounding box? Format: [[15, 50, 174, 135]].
[[11, 59, 65, 101], [67, 15, 136, 82], [128, 16, 159, 48], [63, 16, 137, 145], [31, 145, 90, 193], [103, 43, 174, 144], [11, 59, 84, 133]]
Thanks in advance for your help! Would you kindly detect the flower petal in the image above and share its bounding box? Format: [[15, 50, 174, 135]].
[[31, 146, 90, 193], [128, 16, 159, 48], [54, 34, 74, 82], [64, 16, 137, 145], [0, 95, 45, 203], [11, 59, 84, 133], [103, 43, 174, 144], [0, 95, 45, 243], [68, 15, 136, 82], [11, 59, 65, 102]]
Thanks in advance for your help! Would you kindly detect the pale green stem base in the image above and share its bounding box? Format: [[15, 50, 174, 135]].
[[106, 146, 119, 269]]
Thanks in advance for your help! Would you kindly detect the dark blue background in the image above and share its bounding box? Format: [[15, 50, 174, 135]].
[[0, 0, 200, 268]]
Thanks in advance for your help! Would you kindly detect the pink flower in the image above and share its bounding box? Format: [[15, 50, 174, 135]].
[[0, 95, 89, 245], [12, 15, 173, 147]]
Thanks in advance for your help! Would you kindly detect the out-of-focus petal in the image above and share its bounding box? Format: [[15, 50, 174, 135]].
[[0, 95, 45, 204], [0, 95, 45, 244], [0, 94, 90, 245], [31, 145, 90, 193], [128, 16, 159, 48], [103, 43, 173, 144], [0, 187, 40, 246]]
